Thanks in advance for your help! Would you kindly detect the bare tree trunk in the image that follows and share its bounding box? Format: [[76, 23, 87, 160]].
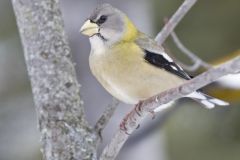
[[11, 0, 98, 159]]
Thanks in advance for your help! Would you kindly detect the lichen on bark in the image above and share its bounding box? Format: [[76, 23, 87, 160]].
[[11, 0, 98, 159]]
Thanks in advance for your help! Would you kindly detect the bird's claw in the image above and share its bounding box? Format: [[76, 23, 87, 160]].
[[120, 120, 131, 135], [135, 102, 143, 117]]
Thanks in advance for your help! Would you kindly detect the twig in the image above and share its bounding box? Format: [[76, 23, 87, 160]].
[[100, 56, 240, 160], [95, 98, 119, 140], [155, 0, 197, 45], [170, 31, 212, 71], [175, 58, 203, 72], [163, 43, 203, 72]]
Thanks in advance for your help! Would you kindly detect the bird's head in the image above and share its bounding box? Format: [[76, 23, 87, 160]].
[[80, 3, 138, 46]]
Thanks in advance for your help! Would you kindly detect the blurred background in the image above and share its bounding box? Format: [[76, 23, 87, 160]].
[[0, 0, 240, 160]]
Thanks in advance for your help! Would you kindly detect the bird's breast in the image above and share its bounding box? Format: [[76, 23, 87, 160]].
[[89, 42, 185, 104], [89, 43, 144, 104]]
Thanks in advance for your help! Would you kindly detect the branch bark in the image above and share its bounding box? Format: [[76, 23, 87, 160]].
[[11, 0, 98, 160], [155, 0, 197, 45], [95, 98, 119, 140], [100, 56, 240, 160], [170, 31, 212, 71]]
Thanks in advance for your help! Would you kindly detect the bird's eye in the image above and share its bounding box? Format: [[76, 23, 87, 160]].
[[97, 15, 107, 24]]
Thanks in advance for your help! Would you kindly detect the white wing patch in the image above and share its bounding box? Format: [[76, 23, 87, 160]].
[[161, 52, 173, 62], [171, 65, 178, 71]]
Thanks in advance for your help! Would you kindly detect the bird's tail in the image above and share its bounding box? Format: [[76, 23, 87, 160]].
[[187, 91, 229, 109]]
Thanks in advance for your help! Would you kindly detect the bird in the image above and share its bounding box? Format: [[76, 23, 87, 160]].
[[80, 3, 229, 111]]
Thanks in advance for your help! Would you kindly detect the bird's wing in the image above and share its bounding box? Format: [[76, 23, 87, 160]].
[[135, 33, 191, 80]]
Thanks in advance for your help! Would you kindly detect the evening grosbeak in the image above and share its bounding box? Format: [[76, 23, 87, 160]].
[[80, 4, 229, 111]]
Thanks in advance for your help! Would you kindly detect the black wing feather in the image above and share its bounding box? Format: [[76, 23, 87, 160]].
[[144, 50, 191, 80]]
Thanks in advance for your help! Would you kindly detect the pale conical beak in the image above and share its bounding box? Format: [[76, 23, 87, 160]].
[[80, 20, 99, 36]]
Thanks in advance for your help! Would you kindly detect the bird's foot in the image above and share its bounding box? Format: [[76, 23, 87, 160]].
[[135, 101, 155, 119], [135, 101, 144, 117], [120, 113, 131, 135]]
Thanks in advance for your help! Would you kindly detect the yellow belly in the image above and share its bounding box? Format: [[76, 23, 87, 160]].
[[89, 42, 185, 104]]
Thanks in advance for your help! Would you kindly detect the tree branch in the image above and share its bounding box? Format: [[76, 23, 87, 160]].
[[100, 56, 240, 160], [95, 98, 119, 140], [155, 0, 197, 45], [11, 0, 98, 160], [170, 31, 212, 71]]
